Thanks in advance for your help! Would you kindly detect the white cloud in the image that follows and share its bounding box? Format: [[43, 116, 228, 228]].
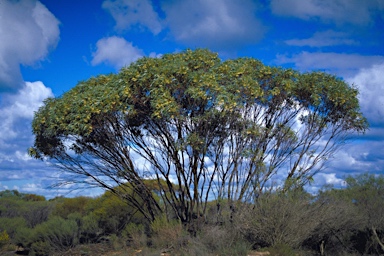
[[285, 30, 358, 47], [270, 0, 382, 25], [102, 0, 265, 51], [0, 81, 53, 141], [102, 0, 162, 34], [346, 62, 384, 127], [149, 52, 163, 58], [91, 36, 144, 69], [316, 173, 345, 186], [0, 0, 60, 92], [315, 63, 384, 185], [0, 82, 53, 188], [162, 0, 265, 50], [275, 52, 384, 77], [0, 81, 73, 197]]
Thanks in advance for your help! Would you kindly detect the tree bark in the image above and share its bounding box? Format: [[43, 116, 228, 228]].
[[372, 226, 384, 252], [320, 240, 325, 256]]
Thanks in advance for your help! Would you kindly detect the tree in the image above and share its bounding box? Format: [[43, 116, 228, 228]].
[[0, 190, 52, 228], [29, 49, 367, 224], [344, 174, 384, 253]]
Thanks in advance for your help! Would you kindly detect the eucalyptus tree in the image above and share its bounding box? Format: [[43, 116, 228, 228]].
[[30, 49, 367, 224]]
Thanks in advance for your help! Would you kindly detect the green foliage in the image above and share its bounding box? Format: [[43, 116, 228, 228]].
[[0, 217, 27, 239], [79, 213, 102, 243], [1, 172, 384, 255], [0, 230, 10, 250], [13, 226, 35, 249], [121, 223, 146, 249], [51, 196, 92, 219], [90, 191, 140, 235], [23, 194, 46, 202], [266, 243, 297, 256], [0, 189, 22, 198], [33, 216, 79, 252], [0, 191, 52, 228], [150, 215, 187, 249], [30, 240, 52, 256], [239, 190, 316, 248], [343, 173, 384, 253]]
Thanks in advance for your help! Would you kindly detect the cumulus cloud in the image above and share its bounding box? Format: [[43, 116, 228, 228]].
[[102, 0, 265, 51], [270, 0, 383, 25], [0, 0, 60, 92], [346, 62, 384, 127], [314, 63, 384, 184], [0, 81, 55, 195], [316, 173, 345, 186], [91, 36, 144, 69], [162, 0, 265, 50], [0, 82, 96, 198], [0, 81, 53, 141], [102, 0, 162, 34], [276, 52, 384, 77], [285, 30, 358, 47]]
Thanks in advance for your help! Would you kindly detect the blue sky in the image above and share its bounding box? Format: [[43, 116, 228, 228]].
[[0, 0, 383, 198]]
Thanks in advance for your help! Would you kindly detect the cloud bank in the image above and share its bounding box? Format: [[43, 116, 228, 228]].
[[285, 30, 358, 47], [101, 0, 265, 51], [0, 81, 54, 193], [276, 52, 384, 77], [321, 62, 384, 183], [270, 0, 383, 25]]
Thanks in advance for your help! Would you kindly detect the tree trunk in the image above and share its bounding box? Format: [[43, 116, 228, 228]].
[[372, 226, 384, 252], [320, 240, 325, 256]]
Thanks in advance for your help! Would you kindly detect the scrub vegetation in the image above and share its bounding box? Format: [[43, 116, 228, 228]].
[[1, 174, 384, 255]]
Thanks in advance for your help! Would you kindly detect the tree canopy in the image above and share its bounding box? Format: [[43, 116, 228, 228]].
[[30, 49, 367, 223]]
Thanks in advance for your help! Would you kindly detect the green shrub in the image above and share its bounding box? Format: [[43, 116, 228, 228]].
[[79, 213, 102, 243], [0, 230, 10, 250], [267, 243, 297, 256], [30, 240, 51, 256], [13, 226, 35, 248], [51, 196, 92, 219], [196, 223, 251, 255], [0, 217, 27, 239], [150, 215, 187, 250], [122, 223, 146, 249], [33, 216, 79, 252]]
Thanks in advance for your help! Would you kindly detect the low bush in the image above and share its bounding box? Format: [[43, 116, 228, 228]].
[[33, 217, 79, 253], [0, 230, 10, 250], [150, 215, 188, 251], [122, 223, 146, 249]]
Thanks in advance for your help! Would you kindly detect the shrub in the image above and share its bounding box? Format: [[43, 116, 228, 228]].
[[51, 196, 92, 219], [266, 243, 297, 256], [30, 240, 52, 256], [0, 217, 27, 239], [79, 213, 102, 243], [33, 216, 79, 252], [0, 230, 10, 250], [150, 215, 188, 250], [122, 223, 146, 249], [196, 223, 251, 255], [13, 226, 35, 249]]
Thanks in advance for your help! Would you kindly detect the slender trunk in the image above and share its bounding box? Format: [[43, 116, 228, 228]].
[[372, 226, 384, 252], [320, 240, 325, 256]]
